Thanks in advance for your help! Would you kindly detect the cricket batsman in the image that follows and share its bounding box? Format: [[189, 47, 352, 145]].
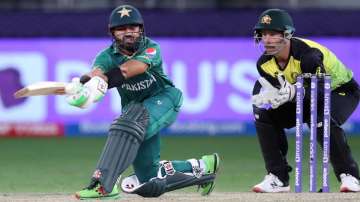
[[251, 8, 360, 192], [64, 5, 220, 199]]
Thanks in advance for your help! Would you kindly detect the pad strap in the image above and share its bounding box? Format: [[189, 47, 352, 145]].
[[187, 159, 204, 178], [157, 160, 176, 178]]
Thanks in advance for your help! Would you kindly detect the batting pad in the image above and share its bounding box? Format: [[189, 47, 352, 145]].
[[121, 172, 216, 197], [92, 103, 149, 193]]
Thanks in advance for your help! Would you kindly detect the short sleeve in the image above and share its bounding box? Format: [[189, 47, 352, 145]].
[[91, 51, 114, 72], [133, 45, 162, 68]]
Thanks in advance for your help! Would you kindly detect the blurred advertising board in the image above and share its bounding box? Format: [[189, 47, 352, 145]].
[[0, 38, 359, 136], [0, 122, 64, 137]]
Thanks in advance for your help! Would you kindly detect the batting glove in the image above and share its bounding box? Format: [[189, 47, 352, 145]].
[[65, 77, 90, 108], [65, 77, 83, 94], [84, 76, 108, 103], [65, 76, 108, 108]]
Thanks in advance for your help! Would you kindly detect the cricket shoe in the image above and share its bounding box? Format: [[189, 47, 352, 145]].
[[75, 182, 120, 200], [340, 173, 360, 192], [252, 173, 290, 193], [198, 153, 220, 196]]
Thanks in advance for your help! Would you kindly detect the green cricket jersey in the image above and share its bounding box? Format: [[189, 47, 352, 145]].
[[92, 37, 174, 107], [257, 37, 353, 89]]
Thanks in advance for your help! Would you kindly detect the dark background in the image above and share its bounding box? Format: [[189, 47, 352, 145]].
[[1, 0, 360, 37]]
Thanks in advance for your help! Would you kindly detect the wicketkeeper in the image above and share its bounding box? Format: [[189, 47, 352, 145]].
[[251, 8, 360, 193], [64, 5, 220, 199]]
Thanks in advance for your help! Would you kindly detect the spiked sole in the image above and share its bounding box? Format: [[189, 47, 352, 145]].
[[252, 186, 290, 193], [75, 193, 120, 200], [340, 186, 360, 192]]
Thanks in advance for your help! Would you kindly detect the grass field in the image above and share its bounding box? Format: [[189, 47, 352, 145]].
[[1, 135, 360, 194]]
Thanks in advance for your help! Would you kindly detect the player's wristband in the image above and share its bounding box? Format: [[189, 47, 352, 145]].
[[104, 68, 125, 89]]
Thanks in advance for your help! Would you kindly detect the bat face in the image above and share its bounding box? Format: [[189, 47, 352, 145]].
[[14, 81, 67, 98]]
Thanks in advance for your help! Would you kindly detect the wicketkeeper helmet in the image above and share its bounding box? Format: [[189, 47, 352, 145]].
[[254, 9, 295, 39]]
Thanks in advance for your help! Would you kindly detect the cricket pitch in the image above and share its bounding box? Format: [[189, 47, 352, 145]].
[[1, 192, 360, 202]]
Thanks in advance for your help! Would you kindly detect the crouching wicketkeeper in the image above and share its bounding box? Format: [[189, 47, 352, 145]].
[[251, 8, 360, 193]]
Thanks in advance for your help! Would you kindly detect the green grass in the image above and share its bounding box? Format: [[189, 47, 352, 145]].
[[0, 135, 360, 193]]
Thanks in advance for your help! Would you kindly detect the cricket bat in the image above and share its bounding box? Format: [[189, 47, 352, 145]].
[[14, 81, 67, 98]]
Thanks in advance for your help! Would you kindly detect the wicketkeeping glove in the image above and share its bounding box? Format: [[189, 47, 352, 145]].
[[277, 74, 296, 101], [265, 74, 297, 109], [251, 77, 280, 108]]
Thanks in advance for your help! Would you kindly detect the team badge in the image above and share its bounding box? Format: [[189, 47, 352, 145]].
[[261, 15, 272, 24], [117, 7, 132, 18], [145, 47, 157, 58]]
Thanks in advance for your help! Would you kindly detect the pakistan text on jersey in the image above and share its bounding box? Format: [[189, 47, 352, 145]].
[[121, 75, 157, 91]]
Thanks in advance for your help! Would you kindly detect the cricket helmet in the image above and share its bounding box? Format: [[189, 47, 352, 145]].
[[109, 5, 145, 53], [254, 9, 295, 39], [109, 5, 144, 30]]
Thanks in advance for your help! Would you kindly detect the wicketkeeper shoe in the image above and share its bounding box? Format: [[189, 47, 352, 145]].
[[252, 173, 290, 193], [75, 183, 120, 200], [199, 153, 220, 196], [340, 173, 360, 192]]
